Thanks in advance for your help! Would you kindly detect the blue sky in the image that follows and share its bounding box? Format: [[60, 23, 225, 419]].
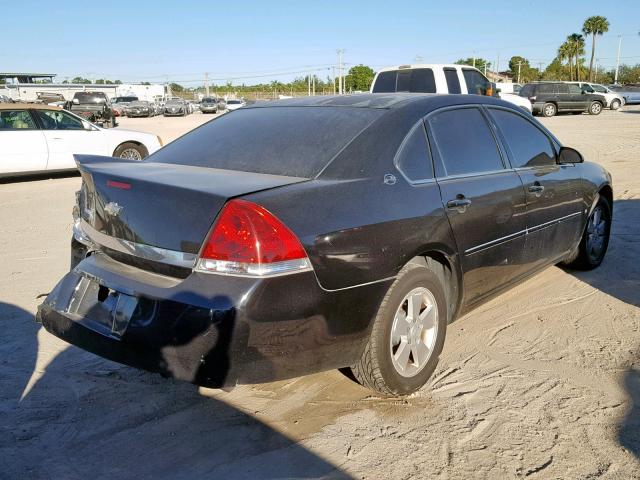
[[2, 0, 639, 85]]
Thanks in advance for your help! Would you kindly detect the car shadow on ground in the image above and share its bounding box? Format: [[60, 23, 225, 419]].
[[0, 171, 80, 185], [562, 199, 640, 459], [0, 301, 351, 480]]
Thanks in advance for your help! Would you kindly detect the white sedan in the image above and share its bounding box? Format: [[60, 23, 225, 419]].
[[225, 99, 246, 111], [0, 103, 163, 178]]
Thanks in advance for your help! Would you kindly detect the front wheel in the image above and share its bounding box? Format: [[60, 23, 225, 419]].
[[610, 99, 621, 110], [349, 259, 448, 396], [542, 102, 557, 117], [589, 101, 603, 115], [113, 142, 148, 160], [563, 196, 611, 270]]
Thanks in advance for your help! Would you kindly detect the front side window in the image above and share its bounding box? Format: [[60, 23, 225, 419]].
[[429, 107, 504, 176], [568, 84, 582, 94], [35, 110, 85, 130], [444, 68, 461, 94], [556, 84, 569, 94], [0, 110, 37, 130], [462, 69, 491, 96], [395, 122, 433, 183], [490, 109, 556, 168], [591, 84, 607, 93]]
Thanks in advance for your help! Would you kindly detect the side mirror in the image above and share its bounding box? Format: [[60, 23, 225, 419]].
[[81, 120, 93, 131], [72, 98, 80, 104], [558, 146, 583, 164]]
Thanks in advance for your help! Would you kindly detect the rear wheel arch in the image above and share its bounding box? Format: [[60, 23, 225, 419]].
[[412, 251, 461, 323]]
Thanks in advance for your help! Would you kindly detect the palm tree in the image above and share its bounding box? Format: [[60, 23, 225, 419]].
[[583, 16, 610, 81], [567, 34, 585, 81], [558, 42, 572, 80]]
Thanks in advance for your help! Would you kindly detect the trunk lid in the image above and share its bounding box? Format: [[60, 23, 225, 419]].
[[76, 155, 307, 257]]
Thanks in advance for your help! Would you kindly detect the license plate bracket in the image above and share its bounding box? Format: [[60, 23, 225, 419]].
[[66, 276, 137, 338]]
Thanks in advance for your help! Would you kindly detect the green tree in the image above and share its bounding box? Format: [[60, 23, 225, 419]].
[[344, 65, 375, 92], [566, 34, 585, 81], [507, 56, 540, 83], [169, 82, 184, 93], [582, 16, 609, 81], [455, 57, 491, 73], [71, 76, 91, 84]]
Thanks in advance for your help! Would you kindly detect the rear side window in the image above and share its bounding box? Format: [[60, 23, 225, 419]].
[[490, 109, 556, 168], [444, 68, 461, 94], [0, 110, 37, 130], [372, 71, 397, 93], [462, 69, 491, 95], [539, 84, 556, 94], [429, 108, 504, 176], [150, 106, 384, 178], [556, 84, 569, 94], [395, 123, 433, 183]]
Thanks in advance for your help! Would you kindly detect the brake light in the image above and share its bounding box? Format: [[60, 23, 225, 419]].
[[196, 199, 312, 276]]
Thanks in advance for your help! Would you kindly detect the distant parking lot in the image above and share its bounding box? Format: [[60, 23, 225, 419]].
[[1, 106, 639, 478]]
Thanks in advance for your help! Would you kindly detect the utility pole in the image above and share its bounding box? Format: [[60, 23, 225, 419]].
[[517, 62, 522, 84], [614, 35, 622, 84], [472, 51, 476, 68], [332, 66, 336, 94], [337, 49, 345, 94], [312, 74, 315, 96], [307, 73, 311, 96], [495, 53, 500, 79], [594, 60, 599, 82], [537, 62, 544, 79], [204, 72, 209, 97]]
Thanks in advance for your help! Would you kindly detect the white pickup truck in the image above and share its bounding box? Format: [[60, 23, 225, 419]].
[[370, 64, 532, 113]]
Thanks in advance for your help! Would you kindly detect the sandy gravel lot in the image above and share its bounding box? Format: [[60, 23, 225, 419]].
[[1, 107, 639, 479]]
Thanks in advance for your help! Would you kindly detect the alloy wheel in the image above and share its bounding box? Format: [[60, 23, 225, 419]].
[[390, 287, 438, 378], [586, 205, 608, 262], [119, 148, 142, 160]]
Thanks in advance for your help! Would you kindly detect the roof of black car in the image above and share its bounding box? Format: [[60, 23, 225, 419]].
[[245, 93, 515, 112]]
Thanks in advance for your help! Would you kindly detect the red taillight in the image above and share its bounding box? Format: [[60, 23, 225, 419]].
[[196, 199, 311, 276]]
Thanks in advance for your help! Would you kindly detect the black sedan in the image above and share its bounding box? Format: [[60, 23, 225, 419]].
[[37, 94, 612, 396]]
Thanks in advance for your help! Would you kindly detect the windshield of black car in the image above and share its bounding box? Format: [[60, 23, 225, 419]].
[[74, 93, 107, 103], [149, 106, 384, 178]]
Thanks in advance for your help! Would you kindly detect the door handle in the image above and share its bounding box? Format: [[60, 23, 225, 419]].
[[446, 196, 472, 213], [528, 183, 545, 197]]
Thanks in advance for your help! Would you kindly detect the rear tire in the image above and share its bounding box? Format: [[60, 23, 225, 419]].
[[563, 196, 611, 270], [589, 101, 603, 115], [542, 103, 557, 117], [349, 259, 448, 396], [113, 142, 148, 160]]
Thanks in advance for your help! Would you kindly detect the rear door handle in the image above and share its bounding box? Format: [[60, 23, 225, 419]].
[[446, 197, 472, 213]]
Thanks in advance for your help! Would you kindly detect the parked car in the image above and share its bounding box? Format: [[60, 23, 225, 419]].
[[37, 94, 612, 396], [607, 84, 640, 105], [112, 96, 139, 118], [163, 99, 188, 116], [125, 101, 155, 118], [35, 92, 67, 107], [495, 83, 522, 95], [370, 64, 532, 112], [68, 91, 115, 127], [200, 97, 220, 114], [519, 82, 606, 117], [0, 103, 162, 177], [570, 82, 625, 110], [225, 99, 246, 111]]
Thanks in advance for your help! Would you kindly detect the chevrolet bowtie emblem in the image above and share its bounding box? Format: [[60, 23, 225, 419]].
[[104, 202, 123, 217]]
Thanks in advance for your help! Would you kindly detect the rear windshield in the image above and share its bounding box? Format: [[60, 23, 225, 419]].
[[372, 69, 436, 93], [74, 93, 107, 103], [150, 106, 383, 178]]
